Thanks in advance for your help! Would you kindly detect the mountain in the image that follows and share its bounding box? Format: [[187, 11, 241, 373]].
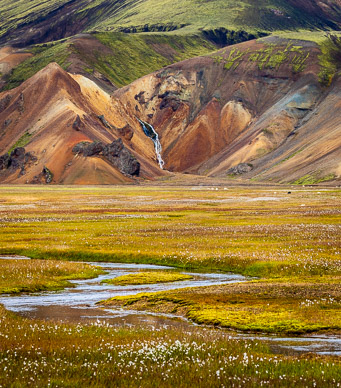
[[0, 1, 341, 184], [1, 35, 340, 184], [1, 0, 341, 47]]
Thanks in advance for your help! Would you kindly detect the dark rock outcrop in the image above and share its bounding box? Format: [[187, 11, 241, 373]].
[[32, 166, 54, 184], [227, 163, 253, 175], [0, 95, 12, 113], [103, 138, 140, 176], [0, 147, 37, 176], [17, 93, 25, 113], [97, 115, 111, 129], [72, 138, 140, 176], [72, 141, 103, 156], [159, 92, 181, 112], [72, 115, 84, 131], [0, 154, 10, 170], [3, 119, 12, 129]]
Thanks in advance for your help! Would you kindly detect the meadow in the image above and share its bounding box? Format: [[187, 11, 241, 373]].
[[0, 258, 102, 294], [0, 304, 340, 387], [0, 184, 340, 385]]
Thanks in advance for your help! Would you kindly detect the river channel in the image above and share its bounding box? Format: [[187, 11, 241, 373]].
[[1, 258, 340, 356]]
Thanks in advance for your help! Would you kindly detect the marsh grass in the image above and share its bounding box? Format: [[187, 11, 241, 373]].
[[103, 280, 341, 334], [0, 186, 339, 277], [102, 271, 193, 286], [0, 185, 340, 335], [0, 305, 340, 387], [0, 186, 340, 385], [0, 259, 103, 294]]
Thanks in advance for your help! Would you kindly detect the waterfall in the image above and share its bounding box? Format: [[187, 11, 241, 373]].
[[137, 118, 164, 169]]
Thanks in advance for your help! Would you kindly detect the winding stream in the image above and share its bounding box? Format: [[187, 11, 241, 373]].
[[1, 259, 340, 356]]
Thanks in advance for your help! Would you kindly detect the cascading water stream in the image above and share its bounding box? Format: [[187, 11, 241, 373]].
[[137, 118, 164, 169]]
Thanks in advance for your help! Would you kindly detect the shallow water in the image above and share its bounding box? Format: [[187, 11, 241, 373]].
[[1, 258, 340, 356]]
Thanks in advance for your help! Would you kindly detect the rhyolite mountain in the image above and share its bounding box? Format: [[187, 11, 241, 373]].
[[0, 1, 341, 184]]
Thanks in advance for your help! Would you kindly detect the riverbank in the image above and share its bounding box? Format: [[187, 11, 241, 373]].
[[0, 303, 340, 387], [0, 258, 103, 294]]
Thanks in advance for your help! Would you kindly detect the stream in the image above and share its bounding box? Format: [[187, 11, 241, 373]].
[[137, 118, 164, 169], [1, 259, 340, 356]]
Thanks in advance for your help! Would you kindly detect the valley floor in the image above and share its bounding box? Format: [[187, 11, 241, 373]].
[[0, 183, 340, 386]]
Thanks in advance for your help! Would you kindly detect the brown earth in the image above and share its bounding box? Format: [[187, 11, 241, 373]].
[[0, 47, 33, 89], [0, 37, 340, 184], [0, 63, 167, 184]]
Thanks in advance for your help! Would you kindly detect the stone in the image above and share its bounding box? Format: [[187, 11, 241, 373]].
[[0, 147, 37, 176], [97, 115, 111, 129], [72, 138, 140, 176], [0, 95, 12, 113], [72, 115, 84, 131], [227, 163, 253, 175], [0, 154, 10, 170]]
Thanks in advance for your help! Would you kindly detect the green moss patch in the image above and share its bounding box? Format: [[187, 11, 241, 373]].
[[102, 271, 193, 286]]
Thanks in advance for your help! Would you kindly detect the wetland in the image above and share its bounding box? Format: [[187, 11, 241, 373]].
[[0, 184, 340, 386]]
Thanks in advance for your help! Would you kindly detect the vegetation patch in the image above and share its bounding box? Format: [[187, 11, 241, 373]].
[[102, 271, 193, 286], [1, 304, 340, 387], [2, 33, 215, 91], [8, 132, 33, 154], [318, 34, 341, 86], [212, 42, 311, 74], [293, 173, 336, 185], [102, 280, 341, 334], [2, 41, 71, 91], [0, 258, 103, 294]]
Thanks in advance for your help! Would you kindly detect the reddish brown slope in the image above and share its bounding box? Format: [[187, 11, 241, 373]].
[[0, 63, 166, 184], [112, 37, 341, 183]]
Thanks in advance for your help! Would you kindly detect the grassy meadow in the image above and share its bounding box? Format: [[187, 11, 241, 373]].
[[0, 258, 103, 294], [0, 184, 340, 385], [0, 304, 340, 387]]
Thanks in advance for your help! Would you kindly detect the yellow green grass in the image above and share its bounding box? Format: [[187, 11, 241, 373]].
[[0, 304, 340, 387], [102, 271, 193, 286], [0, 184, 340, 335], [0, 185, 340, 385], [102, 280, 341, 334], [0, 185, 339, 277], [0, 258, 103, 294]]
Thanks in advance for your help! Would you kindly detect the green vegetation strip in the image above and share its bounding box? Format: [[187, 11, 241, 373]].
[[101, 279, 341, 335], [102, 271, 193, 286], [0, 259, 103, 294]]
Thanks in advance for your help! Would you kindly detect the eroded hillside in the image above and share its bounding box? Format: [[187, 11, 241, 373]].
[[0, 37, 340, 184]]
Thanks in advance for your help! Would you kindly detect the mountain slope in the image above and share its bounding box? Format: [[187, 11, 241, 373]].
[[0, 63, 165, 184], [0, 36, 340, 185], [110, 36, 341, 184], [1, 0, 341, 47], [0, 33, 216, 92]]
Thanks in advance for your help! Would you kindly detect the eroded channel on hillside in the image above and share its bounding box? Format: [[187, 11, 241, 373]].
[[1, 259, 340, 356]]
